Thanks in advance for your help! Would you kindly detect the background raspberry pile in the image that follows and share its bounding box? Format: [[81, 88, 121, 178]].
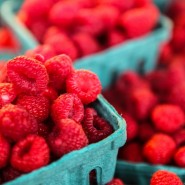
[[18, 0, 159, 61], [0, 53, 114, 184]]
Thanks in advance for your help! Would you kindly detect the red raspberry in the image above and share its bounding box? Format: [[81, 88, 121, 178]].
[[106, 178, 125, 185], [45, 33, 78, 60], [37, 122, 50, 139], [0, 104, 38, 142], [25, 45, 56, 63], [11, 135, 50, 172], [2, 167, 22, 183], [107, 30, 126, 47], [42, 86, 58, 103], [45, 54, 73, 91], [0, 134, 10, 169], [134, 0, 152, 7], [7, 56, 48, 95], [48, 119, 88, 157], [168, 83, 185, 112], [118, 142, 143, 162], [122, 113, 138, 141], [17, 94, 50, 122], [126, 88, 157, 120], [94, 5, 119, 31], [0, 83, 17, 108], [143, 134, 176, 164], [0, 62, 7, 83], [174, 146, 185, 167], [66, 70, 102, 104], [72, 32, 100, 57], [159, 43, 173, 65], [49, 1, 79, 28], [152, 104, 185, 134], [98, 0, 134, 12], [150, 170, 183, 185], [119, 5, 159, 38], [20, 0, 53, 18], [75, 9, 104, 36], [138, 122, 155, 142], [82, 108, 113, 143], [172, 129, 185, 147], [51, 93, 84, 124]]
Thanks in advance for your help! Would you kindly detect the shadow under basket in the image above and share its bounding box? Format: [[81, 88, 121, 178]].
[[3, 95, 126, 185]]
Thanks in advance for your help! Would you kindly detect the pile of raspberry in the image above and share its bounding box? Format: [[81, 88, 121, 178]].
[[106, 170, 184, 185], [103, 57, 185, 167], [159, 0, 185, 66], [0, 53, 113, 183], [18, 0, 159, 61]]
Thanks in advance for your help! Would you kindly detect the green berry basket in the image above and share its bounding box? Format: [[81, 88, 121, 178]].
[[115, 161, 185, 185], [0, 0, 172, 89], [2, 95, 126, 185], [154, 0, 172, 12]]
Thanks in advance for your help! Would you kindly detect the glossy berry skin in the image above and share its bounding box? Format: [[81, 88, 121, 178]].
[[45, 54, 73, 91], [11, 135, 50, 172], [174, 146, 185, 167], [82, 108, 113, 143], [143, 134, 176, 165], [106, 178, 125, 185], [0, 83, 17, 108], [152, 104, 185, 134], [0, 104, 38, 142], [48, 119, 88, 157], [51, 93, 84, 124], [0, 135, 10, 169], [150, 170, 183, 185], [7, 56, 48, 95], [66, 70, 102, 104], [17, 94, 50, 122]]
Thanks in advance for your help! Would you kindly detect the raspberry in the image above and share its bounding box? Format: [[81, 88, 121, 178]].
[[94, 5, 119, 31], [42, 86, 58, 103], [51, 93, 84, 124], [82, 108, 113, 143], [107, 30, 126, 47], [174, 146, 185, 167], [0, 62, 7, 83], [126, 88, 157, 120], [0, 83, 17, 108], [134, 0, 152, 7], [119, 5, 159, 38], [150, 170, 183, 185], [159, 43, 173, 65], [98, 0, 134, 12], [0, 104, 38, 142], [172, 129, 185, 147], [0, 134, 10, 169], [72, 32, 100, 57], [45, 33, 78, 60], [45, 54, 73, 91], [11, 135, 50, 172], [106, 178, 125, 185], [49, 1, 79, 28], [25, 45, 56, 63], [143, 134, 176, 164], [168, 83, 185, 112], [20, 0, 53, 18], [118, 142, 143, 162], [48, 119, 88, 157], [152, 104, 185, 134], [122, 113, 138, 141], [37, 122, 50, 139], [75, 9, 104, 36], [17, 94, 50, 122], [7, 56, 48, 95], [66, 70, 102, 104], [138, 122, 155, 142], [2, 167, 22, 183]]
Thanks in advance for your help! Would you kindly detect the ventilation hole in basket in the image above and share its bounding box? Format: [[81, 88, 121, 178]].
[[89, 169, 98, 185], [137, 59, 146, 75], [110, 69, 119, 86]]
